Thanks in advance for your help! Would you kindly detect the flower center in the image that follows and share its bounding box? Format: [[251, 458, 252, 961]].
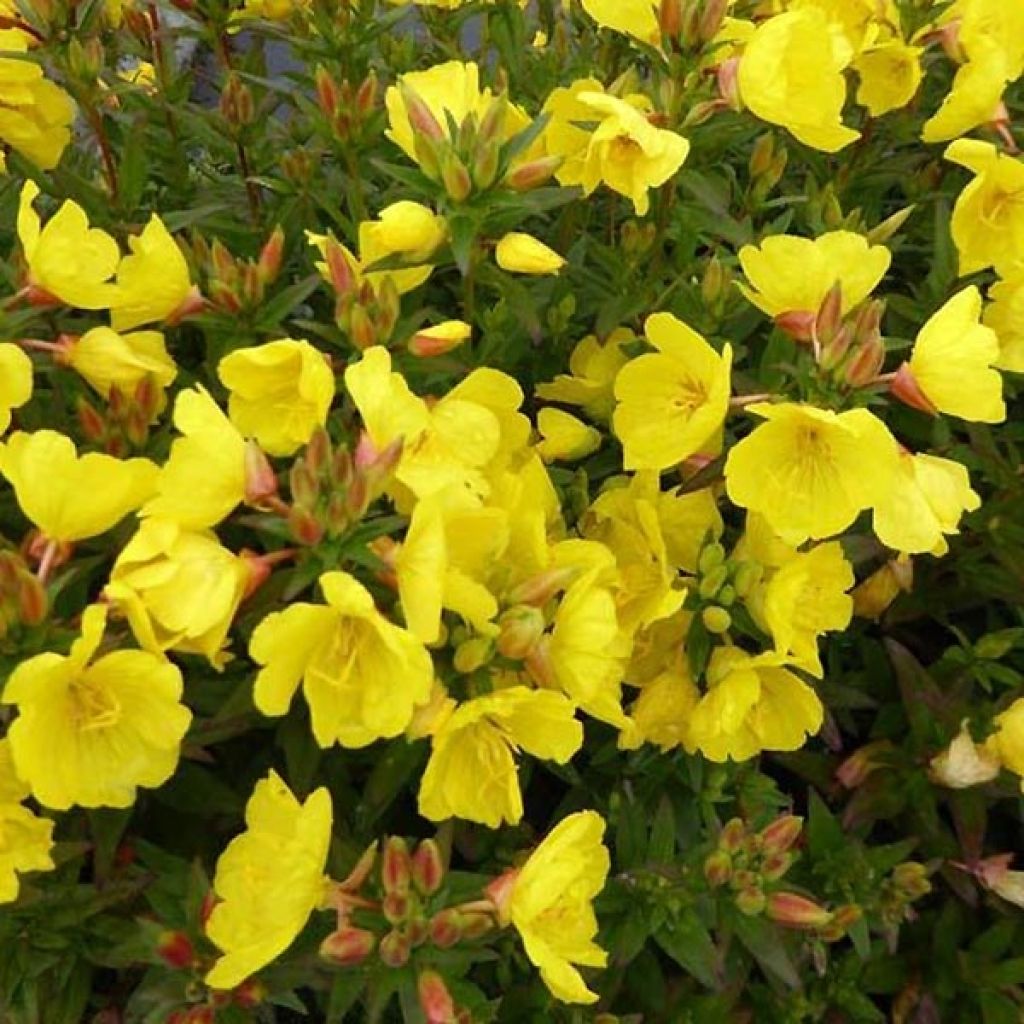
[[69, 676, 122, 731]]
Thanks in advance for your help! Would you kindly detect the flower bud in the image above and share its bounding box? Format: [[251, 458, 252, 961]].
[[429, 909, 461, 948], [698, 564, 729, 600], [348, 304, 377, 351], [758, 815, 803, 856], [315, 66, 340, 117], [658, 0, 682, 38], [243, 440, 278, 506], [843, 332, 886, 388], [819, 324, 854, 371], [289, 460, 319, 509], [502, 154, 563, 192], [233, 979, 266, 1008], [496, 605, 546, 660], [383, 891, 411, 924], [320, 926, 376, 966], [731, 561, 762, 598], [324, 236, 357, 296], [288, 506, 325, 546], [891, 862, 931, 899], [815, 281, 843, 345], [477, 92, 508, 147], [453, 635, 494, 674], [418, 970, 456, 1024], [716, 57, 741, 110], [356, 71, 378, 116], [866, 206, 914, 246], [505, 566, 577, 607], [412, 839, 445, 896], [484, 868, 519, 926], [760, 851, 794, 882], [889, 362, 938, 415], [156, 930, 194, 970], [258, 226, 285, 284], [701, 256, 727, 307], [77, 397, 107, 443], [766, 892, 832, 929], [701, 606, 732, 634], [408, 320, 472, 358], [773, 310, 817, 343], [400, 82, 445, 142], [719, 818, 747, 853], [735, 886, 766, 916], [339, 840, 379, 893], [17, 573, 47, 626], [378, 929, 411, 968], [460, 911, 493, 940], [382, 837, 412, 895], [703, 849, 732, 887], [698, 542, 726, 574], [441, 151, 473, 202], [749, 134, 775, 179], [699, 0, 730, 43]]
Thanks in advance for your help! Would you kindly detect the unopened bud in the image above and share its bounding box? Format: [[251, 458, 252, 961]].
[[759, 815, 803, 856], [258, 226, 285, 284], [761, 851, 794, 882], [702, 605, 732, 634], [400, 82, 445, 142], [244, 440, 278, 506], [17, 573, 47, 625], [659, 0, 682, 38], [774, 309, 817, 343], [289, 460, 319, 509], [460, 911, 493, 939], [77, 397, 107, 442], [315, 66, 340, 117], [496, 605, 546, 660], [453, 635, 493, 674], [717, 58, 741, 110], [503, 154, 563, 192], [836, 740, 891, 788], [288, 505, 324, 546], [701, 256, 727, 307], [472, 138, 501, 190], [156, 930, 194, 970], [866, 206, 914, 246], [888, 362, 937, 415], [233, 979, 266, 1008], [383, 891, 411, 924], [719, 818, 747, 853], [429, 909, 461, 948], [703, 849, 732, 887], [324, 237, 357, 296], [408, 320, 472, 358], [356, 71, 378, 115], [891, 862, 931, 899], [412, 839, 444, 896], [477, 93, 508, 147], [731, 561, 763, 598], [735, 886, 766, 916], [819, 323, 854, 371], [749, 134, 775, 179], [766, 892, 832, 929], [418, 970, 456, 1024], [348, 304, 377, 351], [320, 926, 376, 966], [699, 0, 730, 41], [815, 281, 843, 345], [382, 837, 412, 895], [441, 151, 473, 202], [378, 929, 411, 968], [698, 564, 729, 600], [338, 841, 378, 893]]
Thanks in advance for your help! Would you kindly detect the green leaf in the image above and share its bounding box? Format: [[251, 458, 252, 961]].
[[732, 913, 801, 988], [655, 911, 720, 989], [326, 973, 366, 1023]]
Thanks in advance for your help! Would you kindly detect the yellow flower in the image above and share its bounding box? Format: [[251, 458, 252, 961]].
[[0, 430, 157, 542], [929, 720, 1001, 789], [613, 312, 731, 470], [725, 403, 900, 546], [577, 91, 689, 216], [218, 339, 335, 457], [853, 38, 922, 117], [952, 0, 1024, 80], [536, 328, 633, 423], [738, 8, 859, 152], [111, 215, 197, 331], [205, 771, 331, 990], [142, 387, 247, 529], [921, 47, 1009, 145], [105, 518, 251, 669], [986, 698, 1024, 789], [495, 232, 566, 275], [851, 557, 912, 620], [945, 140, 1024, 278], [532, 571, 631, 727], [502, 810, 610, 1004], [536, 409, 601, 463], [761, 542, 854, 677], [985, 273, 1024, 372], [872, 451, 980, 556], [2, 604, 191, 810], [619, 661, 700, 752], [17, 180, 121, 309], [0, 344, 32, 434], [408, 320, 472, 357], [62, 327, 177, 401], [737, 231, 891, 318], [903, 287, 1004, 423], [0, 799, 54, 904], [418, 687, 582, 828], [687, 648, 823, 762], [385, 60, 529, 163], [250, 571, 434, 748], [359, 200, 447, 294], [579, 0, 659, 45]]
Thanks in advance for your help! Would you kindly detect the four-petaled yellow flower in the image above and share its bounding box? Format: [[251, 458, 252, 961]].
[[62, 327, 177, 402], [0, 344, 32, 434], [250, 571, 434, 747], [418, 687, 582, 827], [614, 312, 732, 470], [0, 739, 54, 904], [2, 604, 191, 809], [205, 771, 332, 989]]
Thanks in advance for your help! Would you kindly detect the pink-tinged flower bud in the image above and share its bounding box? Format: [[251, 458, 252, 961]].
[[304, 426, 332, 475], [17, 573, 47, 626], [716, 57, 741, 110], [889, 362, 938, 415], [815, 281, 843, 344], [748, 134, 775, 179], [348, 304, 377, 351], [412, 839, 445, 896], [830, 904, 863, 931], [208, 280, 242, 314], [735, 886, 766, 916], [505, 566, 578, 607], [658, 0, 682, 37], [378, 929, 411, 968], [766, 892, 832, 929], [76, 397, 107, 443], [496, 605, 546, 660], [459, 912, 493, 940], [400, 82, 445, 142], [835, 740, 892, 788], [484, 868, 519, 926], [382, 837, 412, 895], [408, 321, 472, 358], [233, 979, 266, 1008], [418, 970, 456, 1024], [429, 909, 461, 948], [324, 237, 356, 297], [760, 852, 794, 882], [315, 66, 340, 117], [719, 818, 747, 853], [156, 930, 194, 970], [258, 226, 285, 284], [503, 154, 563, 192], [819, 324, 853, 371], [477, 93, 508, 147], [758, 815, 803, 856], [441, 151, 473, 203], [773, 310, 817, 343], [288, 506, 325, 546], [356, 71, 378, 116], [320, 926, 376, 966], [383, 892, 411, 924], [703, 850, 732, 887], [406, 916, 429, 947], [289, 460, 319, 509], [699, 0, 730, 42], [243, 440, 278, 506]]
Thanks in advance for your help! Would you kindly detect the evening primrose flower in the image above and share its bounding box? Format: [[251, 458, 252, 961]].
[[494, 810, 610, 1004], [142, 387, 247, 529], [218, 339, 335, 457], [737, 231, 891, 320], [945, 140, 1024, 278], [536, 409, 601, 463], [2, 604, 191, 810], [725, 403, 900, 546], [579, 0, 659, 45], [250, 571, 433, 748], [986, 698, 1024, 789], [0, 739, 55, 902], [61, 327, 177, 401], [687, 648, 823, 762], [0, 430, 158, 542], [495, 233, 565, 275], [205, 771, 332, 990], [536, 328, 633, 423], [921, 46, 1009, 144], [985, 274, 1024, 372], [111, 215, 198, 331], [619, 662, 700, 753], [0, 344, 32, 433], [853, 38, 923, 117], [613, 312, 731, 470], [761, 542, 854, 677], [17, 180, 121, 309], [359, 200, 448, 294], [418, 688, 582, 828], [737, 8, 860, 153], [873, 451, 981, 556], [898, 287, 1005, 423]]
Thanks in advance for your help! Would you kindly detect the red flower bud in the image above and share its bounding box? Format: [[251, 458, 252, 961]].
[[766, 892, 832, 929], [429, 909, 461, 948], [157, 930, 194, 970], [378, 929, 411, 968], [418, 970, 456, 1024], [412, 839, 445, 896], [320, 926, 376, 966], [758, 815, 803, 856], [382, 837, 412, 895]]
